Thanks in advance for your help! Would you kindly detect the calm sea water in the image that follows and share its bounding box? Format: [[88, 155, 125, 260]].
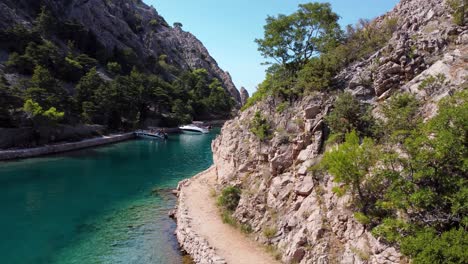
[[0, 129, 219, 264]]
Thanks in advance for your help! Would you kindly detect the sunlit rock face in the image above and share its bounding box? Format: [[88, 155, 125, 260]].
[[210, 0, 467, 263]]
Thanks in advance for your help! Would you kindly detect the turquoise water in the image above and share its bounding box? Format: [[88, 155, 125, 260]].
[[0, 130, 219, 264]]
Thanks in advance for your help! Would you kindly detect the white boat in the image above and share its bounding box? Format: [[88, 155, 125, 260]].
[[135, 130, 167, 140], [179, 124, 209, 134]]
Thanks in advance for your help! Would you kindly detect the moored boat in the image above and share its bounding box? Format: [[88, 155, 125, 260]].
[[179, 124, 209, 134], [135, 130, 168, 140]]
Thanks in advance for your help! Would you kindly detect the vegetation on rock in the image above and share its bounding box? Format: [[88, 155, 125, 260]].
[[0, 4, 236, 132], [322, 90, 468, 262]]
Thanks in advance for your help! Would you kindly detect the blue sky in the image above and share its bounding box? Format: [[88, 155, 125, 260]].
[[145, 0, 399, 95]]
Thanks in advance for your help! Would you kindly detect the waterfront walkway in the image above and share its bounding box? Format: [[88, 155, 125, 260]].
[[0, 133, 134, 161], [177, 167, 280, 264]]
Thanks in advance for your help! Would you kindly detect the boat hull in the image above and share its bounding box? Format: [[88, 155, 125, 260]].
[[180, 129, 209, 134], [135, 131, 166, 140]]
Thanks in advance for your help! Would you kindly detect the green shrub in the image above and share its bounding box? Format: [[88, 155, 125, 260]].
[[447, 0, 466, 26], [354, 212, 371, 225], [325, 92, 375, 142], [107, 62, 121, 75], [400, 228, 468, 264], [240, 223, 253, 234], [149, 19, 158, 27], [263, 226, 277, 239], [221, 210, 238, 227], [418, 74, 447, 94], [249, 111, 272, 141], [275, 101, 289, 113], [217, 186, 241, 212], [321, 131, 379, 211], [379, 92, 420, 142]]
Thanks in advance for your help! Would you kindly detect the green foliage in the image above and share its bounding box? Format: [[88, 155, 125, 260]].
[[149, 19, 158, 27], [0, 9, 236, 130], [34, 6, 56, 35], [275, 101, 289, 113], [249, 111, 272, 141], [379, 92, 420, 142], [42, 107, 65, 122], [217, 186, 241, 212], [447, 0, 466, 26], [338, 17, 398, 65], [243, 9, 398, 109], [418, 74, 447, 94], [23, 99, 64, 126], [240, 223, 253, 234], [321, 90, 467, 262], [23, 99, 44, 118], [400, 228, 468, 264], [107, 62, 122, 76], [354, 212, 371, 225], [325, 92, 375, 142], [255, 2, 341, 71], [25, 65, 68, 111], [0, 24, 41, 53], [0, 75, 23, 127], [296, 52, 341, 92], [321, 131, 379, 211], [221, 210, 238, 227], [263, 226, 278, 239]]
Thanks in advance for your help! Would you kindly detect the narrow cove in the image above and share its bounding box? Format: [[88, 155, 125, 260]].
[[0, 129, 219, 264]]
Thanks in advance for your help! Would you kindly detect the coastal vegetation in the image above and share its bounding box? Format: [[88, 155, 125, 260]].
[[0, 6, 235, 131], [240, 1, 468, 263], [321, 90, 467, 262], [242, 3, 398, 109]]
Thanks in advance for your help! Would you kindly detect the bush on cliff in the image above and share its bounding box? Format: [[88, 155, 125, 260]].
[[217, 186, 241, 212], [321, 90, 468, 262], [250, 111, 272, 141]]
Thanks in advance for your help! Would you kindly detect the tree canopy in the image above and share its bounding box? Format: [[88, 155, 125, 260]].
[[255, 2, 341, 72]]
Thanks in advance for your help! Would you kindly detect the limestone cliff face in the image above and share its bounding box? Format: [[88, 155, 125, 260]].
[[211, 0, 467, 263], [240, 87, 250, 106], [0, 0, 241, 103]]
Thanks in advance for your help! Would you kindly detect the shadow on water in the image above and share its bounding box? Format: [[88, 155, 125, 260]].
[[0, 129, 219, 264]]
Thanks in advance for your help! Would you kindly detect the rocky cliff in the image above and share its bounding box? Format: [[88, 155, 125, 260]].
[[210, 0, 466, 263], [0, 0, 241, 102]]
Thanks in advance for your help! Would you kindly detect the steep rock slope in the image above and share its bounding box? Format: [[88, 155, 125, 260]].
[[210, 0, 466, 263], [0, 0, 240, 102]]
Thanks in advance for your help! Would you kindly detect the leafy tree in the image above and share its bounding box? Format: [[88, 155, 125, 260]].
[[171, 99, 192, 124], [23, 99, 64, 127], [379, 93, 420, 142], [107, 62, 122, 76], [25, 65, 68, 110], [250, 111, 272, 141], [400, 228, 468, 264], [321, 131, 379, 212], [0, 75, 23, 127], [255, 2, 341, 72], [34, 6, 56, 35], [325, 92, 375, 142]]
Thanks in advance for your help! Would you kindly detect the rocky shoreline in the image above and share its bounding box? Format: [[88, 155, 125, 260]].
[[0, 133, 135, 161]]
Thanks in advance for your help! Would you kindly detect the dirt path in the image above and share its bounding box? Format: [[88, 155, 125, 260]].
[[181, 166, 280, 264]]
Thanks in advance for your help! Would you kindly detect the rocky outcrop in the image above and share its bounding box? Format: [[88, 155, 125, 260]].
[[0, 0, 240, 103], [212, 97, 404, 263], [339, 0, 465, 102], [240, 87, 250, 106], [208, 0, 467, 263]]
